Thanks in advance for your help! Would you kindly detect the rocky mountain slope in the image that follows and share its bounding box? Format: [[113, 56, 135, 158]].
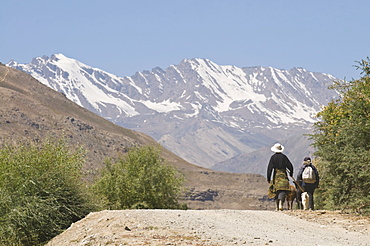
[[0, 64, 274, 210], [8, 54, 339, 175]]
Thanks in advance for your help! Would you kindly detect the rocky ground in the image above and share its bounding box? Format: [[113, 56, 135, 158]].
[[46, 209, 370, 246]]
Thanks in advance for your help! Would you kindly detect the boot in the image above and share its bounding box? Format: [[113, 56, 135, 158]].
[[279, 200, 284, 211], [275, 200, 279, 211]]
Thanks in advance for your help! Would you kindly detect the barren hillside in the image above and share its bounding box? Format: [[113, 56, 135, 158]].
[[0, 65, 274, 210]]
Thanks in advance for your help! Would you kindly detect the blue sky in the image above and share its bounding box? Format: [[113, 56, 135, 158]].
[[1, 0, 369, 80]]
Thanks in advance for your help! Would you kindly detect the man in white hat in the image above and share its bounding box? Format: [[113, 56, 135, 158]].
[[267, 143, 294, 211]]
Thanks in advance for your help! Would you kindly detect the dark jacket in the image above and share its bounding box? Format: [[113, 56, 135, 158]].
[[267, 152, 294, 183], [297, 161, 320, 188]]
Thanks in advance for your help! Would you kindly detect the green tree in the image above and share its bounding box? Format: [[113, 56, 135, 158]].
[[92, 145, 185, 209], [0, 138, 95, 245], [311, 58, 370, 213]]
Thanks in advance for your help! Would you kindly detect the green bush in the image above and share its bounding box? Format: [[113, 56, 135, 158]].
[[311, 58, 370, 213], [92, 145, 186, 210], [0, 138, 96, 245]]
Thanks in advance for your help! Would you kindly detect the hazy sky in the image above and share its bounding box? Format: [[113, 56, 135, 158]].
[[2, 0, 369, 80]]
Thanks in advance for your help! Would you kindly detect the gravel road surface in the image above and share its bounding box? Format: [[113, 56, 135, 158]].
[[47, 209, 370, 246]]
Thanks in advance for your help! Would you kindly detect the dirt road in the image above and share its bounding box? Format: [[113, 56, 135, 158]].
[[46, 209, 370, 246]]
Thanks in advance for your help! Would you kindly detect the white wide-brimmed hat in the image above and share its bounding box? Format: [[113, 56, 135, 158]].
[[271, 143, 284, 153]]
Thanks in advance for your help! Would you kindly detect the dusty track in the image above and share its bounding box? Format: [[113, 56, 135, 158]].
[[46, 209, 370, 246]]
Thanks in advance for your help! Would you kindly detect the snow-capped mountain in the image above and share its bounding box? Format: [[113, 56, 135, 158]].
[[8, 54, 338, 175]]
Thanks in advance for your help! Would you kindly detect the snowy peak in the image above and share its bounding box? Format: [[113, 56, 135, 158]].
[[9, 55, 139, 117], [8, 55, 336, 126], [7, 54, 338, 170]]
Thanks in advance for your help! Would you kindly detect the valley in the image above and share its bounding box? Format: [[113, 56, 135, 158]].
[[0, 64, 274, 210], [7, 54, 338, 175]]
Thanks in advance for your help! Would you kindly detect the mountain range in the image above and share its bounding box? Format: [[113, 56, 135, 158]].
[[0, 64, 274, 210], [7, 54, 338, 175]]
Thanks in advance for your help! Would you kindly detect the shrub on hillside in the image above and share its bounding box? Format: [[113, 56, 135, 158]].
[[92, 145, 186, 210], [0, 138, 96, 245]]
